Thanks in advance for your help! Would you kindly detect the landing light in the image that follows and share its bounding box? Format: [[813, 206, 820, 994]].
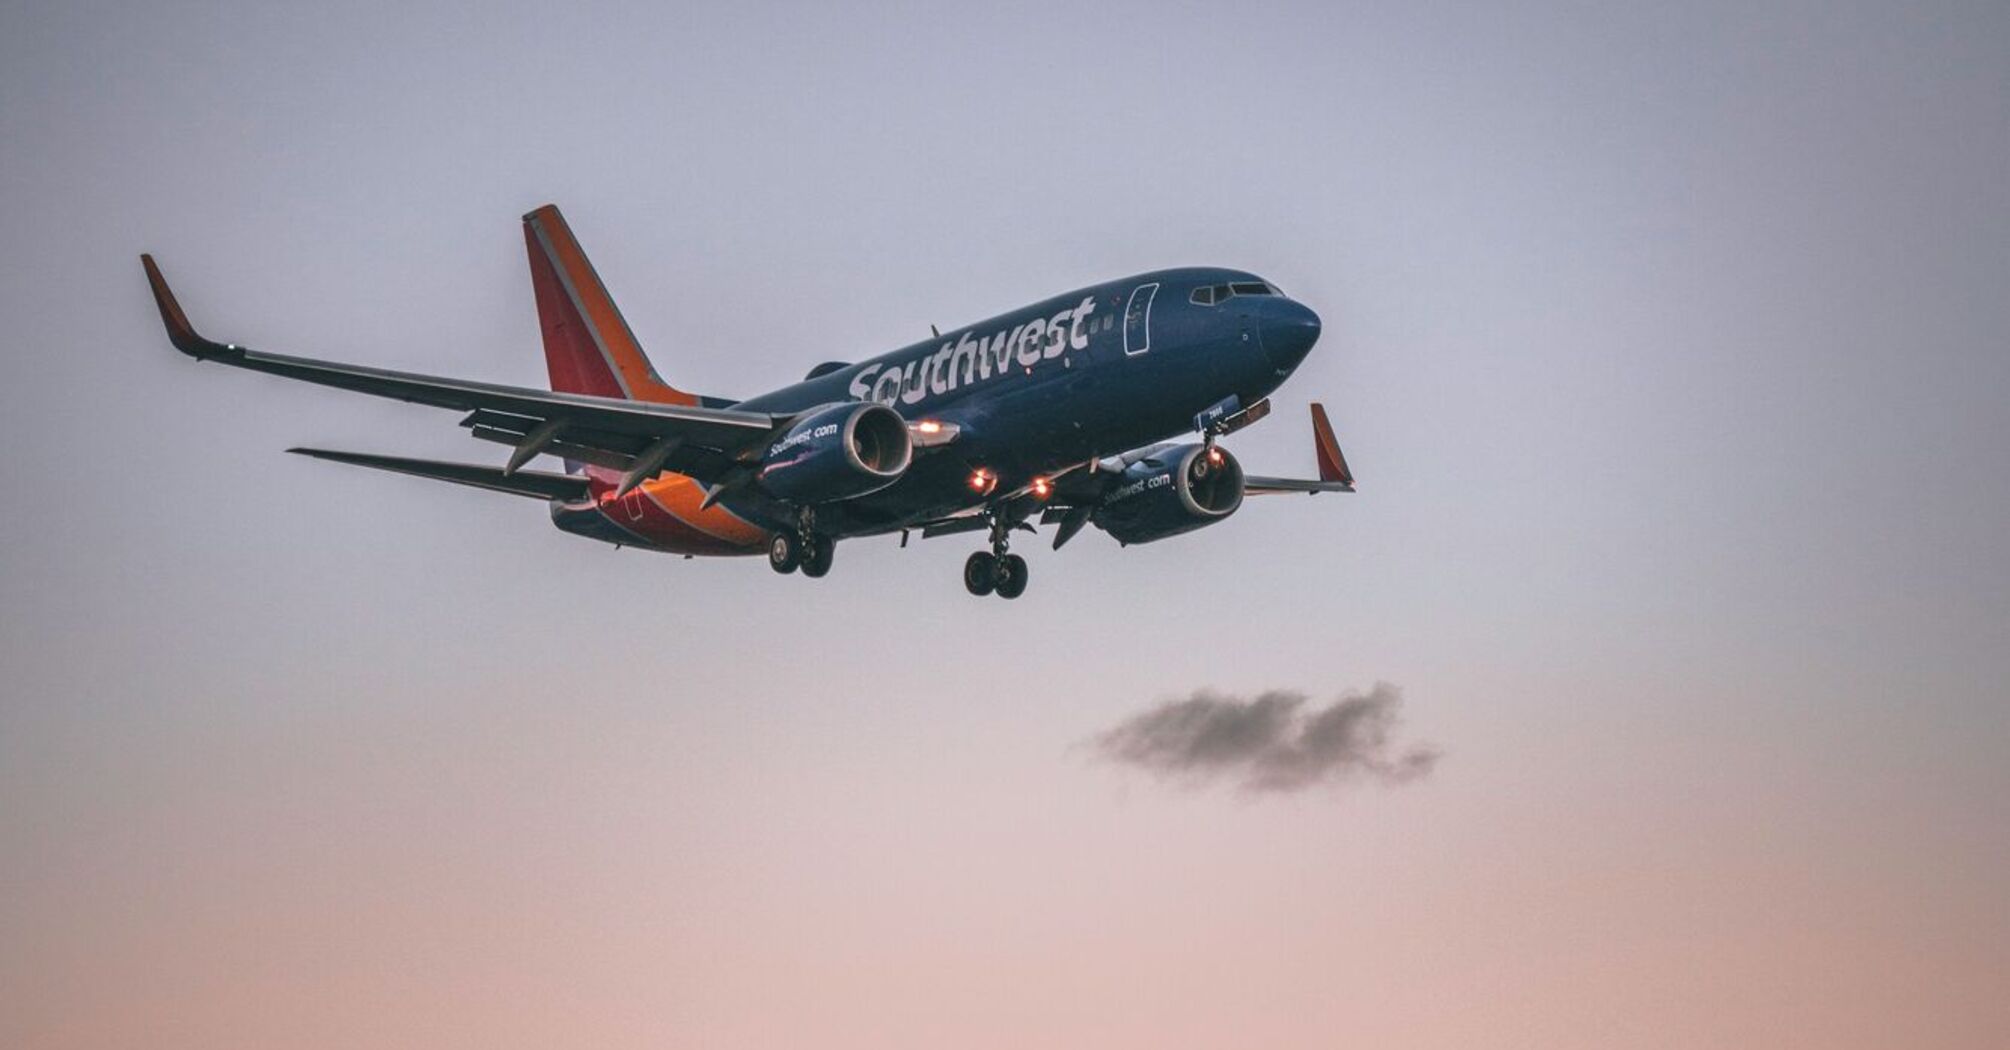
[[1206, 447, 1225, 466], [1031, 476, 1053, 500], [909, 418, 961, 448], [967, 467, 997, 495]]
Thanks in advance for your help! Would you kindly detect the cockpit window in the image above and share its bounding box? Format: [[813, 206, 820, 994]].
[[1192, 281, 1283, 305]]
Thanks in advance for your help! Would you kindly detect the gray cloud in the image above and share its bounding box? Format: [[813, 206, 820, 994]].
[[1092, 683, 1438, 793]]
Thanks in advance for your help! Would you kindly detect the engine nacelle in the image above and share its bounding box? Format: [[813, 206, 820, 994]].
[[1092, 443, 1245, 545], [757, 402, 913, 503]]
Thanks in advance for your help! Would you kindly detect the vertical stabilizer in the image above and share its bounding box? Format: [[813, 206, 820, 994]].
[[522, 204, 696, 405]]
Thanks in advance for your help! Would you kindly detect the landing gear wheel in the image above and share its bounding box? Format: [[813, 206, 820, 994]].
[[963, 551, 997, 596], [800, 535, 834, 578], [768, 532, 800, 574], [995, 553, 1029, 599]]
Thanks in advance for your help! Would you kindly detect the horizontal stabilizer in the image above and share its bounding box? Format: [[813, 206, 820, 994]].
[[1242, 402, 1356, 495], [289, 448, 590, 501], [1244, 475, 1355, 494]]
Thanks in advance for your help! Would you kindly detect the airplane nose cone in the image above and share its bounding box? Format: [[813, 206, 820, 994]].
[[1261, 300, 1321, 372]]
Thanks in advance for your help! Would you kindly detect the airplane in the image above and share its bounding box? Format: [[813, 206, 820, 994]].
[[140, 204, 1353, 598]]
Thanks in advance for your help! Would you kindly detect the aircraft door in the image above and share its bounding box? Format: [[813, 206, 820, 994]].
[[1123, 282, 1158, 355]]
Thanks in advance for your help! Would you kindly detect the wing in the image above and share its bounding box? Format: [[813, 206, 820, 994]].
[[1244, 402, 1355, 495], [142, 255, 784, 488]]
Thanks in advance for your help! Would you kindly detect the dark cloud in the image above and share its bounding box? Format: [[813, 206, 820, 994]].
[[1092, 683, 1438, 793]]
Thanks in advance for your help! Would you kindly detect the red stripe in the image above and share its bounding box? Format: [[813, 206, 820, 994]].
[[522, 205, 699, 406], [585, 470, 762, 556], [526, 223, 628, 398]]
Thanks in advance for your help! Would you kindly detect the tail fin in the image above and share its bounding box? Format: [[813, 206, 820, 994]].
[[521, 204, 697, 405]]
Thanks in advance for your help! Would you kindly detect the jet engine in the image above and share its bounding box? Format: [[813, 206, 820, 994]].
[[757, 402, 913, 503], [1092, 443, 1245, 544]]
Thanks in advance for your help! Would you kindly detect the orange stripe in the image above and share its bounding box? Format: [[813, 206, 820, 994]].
[[643, 474, 769, 547], [582, 466, 768, 553], [596, 483, 760, 556]]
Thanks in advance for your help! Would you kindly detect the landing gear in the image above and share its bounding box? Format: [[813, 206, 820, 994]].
[[800, 534, 834, 578], [964, 551, 1030, 598], [963, 551, 997, 596], [771, 530, 836, 578], [963, 513, 1030, 598], [771, 506, 836, 579], [1195, 431, 1227, 480], [995, 553, 1028, 599], [768, 531, 801, 574]]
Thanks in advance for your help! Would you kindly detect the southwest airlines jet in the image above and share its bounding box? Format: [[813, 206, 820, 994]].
[[141, 205, 1352, 598]]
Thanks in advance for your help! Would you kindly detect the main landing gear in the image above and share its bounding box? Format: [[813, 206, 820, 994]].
[[963, 513, 1029, 599], [768, 518, 835, 579]]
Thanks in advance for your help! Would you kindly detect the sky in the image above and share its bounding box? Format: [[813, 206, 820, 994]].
[[2, 1, 2007, 1047]]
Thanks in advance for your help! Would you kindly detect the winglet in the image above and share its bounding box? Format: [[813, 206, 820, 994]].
[[141, 254, 238, 360], [1310, 402, 1354, 487]]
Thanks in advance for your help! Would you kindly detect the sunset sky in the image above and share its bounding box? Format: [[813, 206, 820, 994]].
[[3, 3, 2006, 1047]]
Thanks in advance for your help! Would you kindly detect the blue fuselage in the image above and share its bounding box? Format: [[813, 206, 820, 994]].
[[706, 267, 1316, 538]]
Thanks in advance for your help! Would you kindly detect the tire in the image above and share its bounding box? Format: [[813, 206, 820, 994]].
[[963, 551, 997, 596], [995, 553, 1029, 599], [800, 535, 834, 578], [768, 532, 800, 574]]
